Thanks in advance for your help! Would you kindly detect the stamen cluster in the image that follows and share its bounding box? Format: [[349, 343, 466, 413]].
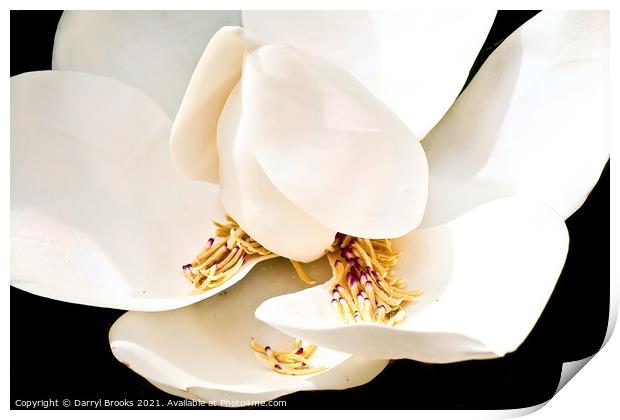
[[250, 339, 326, 375], [326, 234, 422, 326], [182, 216, 271, 293]]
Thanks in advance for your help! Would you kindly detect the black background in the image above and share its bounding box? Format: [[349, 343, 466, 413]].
[[10, 11, 610, 410]]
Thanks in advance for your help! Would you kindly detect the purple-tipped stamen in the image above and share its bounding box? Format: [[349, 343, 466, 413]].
[[346, 271, 354, 284], [348, 277, 360, 290]]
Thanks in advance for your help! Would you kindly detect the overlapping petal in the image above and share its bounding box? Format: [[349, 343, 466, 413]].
[[237, 45, 428, 239], [170, 27, 336, 261], [53, 11, 241, 118], [421, 11, 609, 227], [109, 258, 388, 405], [10, 71, 271, 311], [242, 10, 496, 139], [171, 27, 429, 260], [217, 82, 337, 262], [256, 198, 569, 362], [170, 27, 258, 183]]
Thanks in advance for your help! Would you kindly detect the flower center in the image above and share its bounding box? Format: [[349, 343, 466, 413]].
[[183, 222, 420, 376], [182, 216, 272, 293], [323, 233, 422, 326], [250, 338, 326, 375]]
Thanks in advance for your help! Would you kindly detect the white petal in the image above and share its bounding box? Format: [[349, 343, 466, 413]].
[[421, 11, 609, 227], [170, 27, 259, 183], [10, 70, 271, 311], [236, 44, 428, 239], [242, 10, 496, 139], [218, 82, 336, 262], [109, 258, 388, 406], [53, 11, 241, 118], [171, 27, 335, 261], [256, 198, 569, 362]]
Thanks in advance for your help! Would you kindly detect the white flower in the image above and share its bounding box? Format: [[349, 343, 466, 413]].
[[11, 10, 608, 405]]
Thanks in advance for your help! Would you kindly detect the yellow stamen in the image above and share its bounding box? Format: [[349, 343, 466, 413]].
[[290, 260, 317, 285], [183, 216, 272, 293], [250, 339, 326, 376], [323, 234, 422, 326]]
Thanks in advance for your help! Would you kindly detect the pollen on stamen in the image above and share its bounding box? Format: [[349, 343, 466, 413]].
[[250, 339, 326, 376], [324, 234, 423, 326], [182, 215, 272, 294]]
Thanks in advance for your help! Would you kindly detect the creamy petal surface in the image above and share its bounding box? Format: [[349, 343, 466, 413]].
[[171, 27, 337, 261], [110, 258, 388, 405], [235, 44, 428, 239], [172, 27, 427, 259], [170, 27, 259, 183], [256, 198, 569, 362], [53, 11, 241, 118], [217, 82, 337, 262], [10, 71, 270, 311], [242, 10, 496, 139], [421, 11, 609, 227]]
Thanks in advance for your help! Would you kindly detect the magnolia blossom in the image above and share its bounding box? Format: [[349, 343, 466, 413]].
[[11, 11, 609, 405]]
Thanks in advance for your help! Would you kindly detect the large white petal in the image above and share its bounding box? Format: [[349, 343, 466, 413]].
[[237, 44, 428, 239], [256, 198, 569, 362], [170, 27, 259, 183], [171, 27, 335, 261], [421, 11, 609, 227], [53, 11, 241, 118], [10, 71, 271, 311], [109, 258, 388, 406], [218, 82, 336, 262], [242, 10, 496, 139], [172, 27, 427, 259]]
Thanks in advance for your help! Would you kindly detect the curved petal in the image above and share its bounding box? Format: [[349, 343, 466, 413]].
[[235, 44, 428, 239], [421, 11, 610, 227], [218, 82, 336, 262], [10, 71, 271, 311], [256, 198, 569, 362], [241, 10, 496, 139], [53, 11, 241, 119], [170, 27, 259, 183], [109, 258, 388, 406]]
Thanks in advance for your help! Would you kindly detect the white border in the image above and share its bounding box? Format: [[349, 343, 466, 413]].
[[2, 1, 617, 419]]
